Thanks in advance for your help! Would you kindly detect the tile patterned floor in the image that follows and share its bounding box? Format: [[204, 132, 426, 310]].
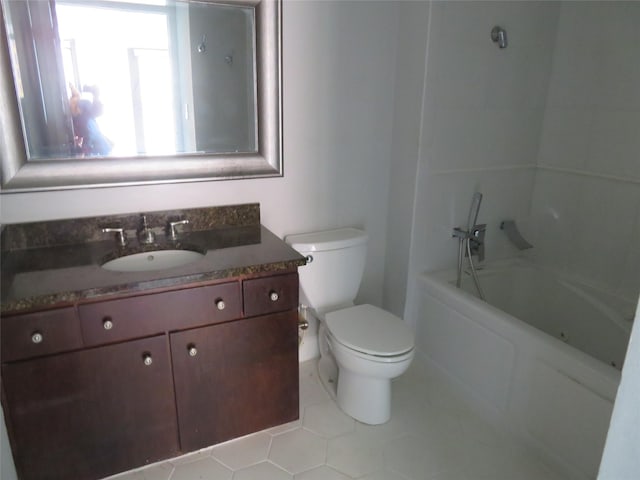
[[107, 360, 568, 480]]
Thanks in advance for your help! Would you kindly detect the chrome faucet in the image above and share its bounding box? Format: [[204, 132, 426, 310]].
[[166, 218, 189, 241], [453, 223, 486, 261], [468, 224, 486, 261], [137, 214, 156, 245], [452, 192, 486, 300], [102, 227, 128, 247]]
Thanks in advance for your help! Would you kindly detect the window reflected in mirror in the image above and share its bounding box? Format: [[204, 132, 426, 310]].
[[3, 0, 257, 161]]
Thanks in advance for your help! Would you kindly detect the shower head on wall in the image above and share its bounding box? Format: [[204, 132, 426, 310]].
[[491, 26, 508, 49]]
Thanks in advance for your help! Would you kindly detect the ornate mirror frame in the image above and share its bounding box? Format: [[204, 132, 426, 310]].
[[0, 0, 282, 192]]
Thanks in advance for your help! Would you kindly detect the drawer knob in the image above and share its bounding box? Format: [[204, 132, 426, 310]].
[[269, 291, 279, 302], [215, 299, 226, 311], [143, 354, 153, 366], [103, 318, 114, 330], [31, 332, 43, 344], [188, 345, 198, 357]]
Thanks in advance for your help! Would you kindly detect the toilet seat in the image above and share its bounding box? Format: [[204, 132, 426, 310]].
[[325, 304, 414, 357]]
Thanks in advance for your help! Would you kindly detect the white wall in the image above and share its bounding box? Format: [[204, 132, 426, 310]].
[[531, 7, 640, 472], [530, 2, 640, 306], [404, 1, 560, 327], [403, 0, 640, 320], [382, 1, 429, 317]]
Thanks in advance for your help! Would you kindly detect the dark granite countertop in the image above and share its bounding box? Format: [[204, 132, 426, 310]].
[[1, 204, 305, 314]]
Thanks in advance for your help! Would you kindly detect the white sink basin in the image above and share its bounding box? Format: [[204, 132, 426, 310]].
[[102, 250, 205, 272]]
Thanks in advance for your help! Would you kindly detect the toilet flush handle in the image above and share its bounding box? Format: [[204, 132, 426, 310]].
[[305, 255, 313, 264]]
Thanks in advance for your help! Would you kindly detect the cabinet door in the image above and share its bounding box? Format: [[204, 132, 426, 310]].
[[171, 311, 299, 452], [1, 336, 179, 480]]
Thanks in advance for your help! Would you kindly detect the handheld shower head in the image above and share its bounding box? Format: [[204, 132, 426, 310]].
[[466, 192, 483, 232]]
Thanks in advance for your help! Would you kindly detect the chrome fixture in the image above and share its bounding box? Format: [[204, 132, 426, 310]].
[[297, 305, 311, 347], [500, 220, 533, 250], [491, 26, 508, 49], [166, 218, 190, 241], [0, 0, 282, 191], [102, 227, 127, 247], [452, 224, 485, 260], [137, 214, 156, 245], [197, 34, 206, 53], [452, 192, 486, 300]]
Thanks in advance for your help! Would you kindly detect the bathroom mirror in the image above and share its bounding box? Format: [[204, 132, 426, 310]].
[[0, 0, 282, 192]]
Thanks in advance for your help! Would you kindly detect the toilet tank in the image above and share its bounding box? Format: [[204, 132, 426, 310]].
[[285, 228, 368, 312]]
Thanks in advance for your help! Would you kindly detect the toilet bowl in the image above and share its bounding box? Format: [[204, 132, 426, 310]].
[[284, 228, 415, 425], [320, 304, 414, 425]]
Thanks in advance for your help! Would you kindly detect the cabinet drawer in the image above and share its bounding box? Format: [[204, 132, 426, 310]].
[[1, 307, 83, 363], [243, 273, 298, 317], [79, 282, 242, 346]]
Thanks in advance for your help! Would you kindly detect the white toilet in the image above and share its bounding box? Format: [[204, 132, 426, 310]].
[[286, 228, 414, 425]]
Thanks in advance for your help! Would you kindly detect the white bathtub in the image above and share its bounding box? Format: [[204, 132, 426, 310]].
[[417, 259, 633, 480]]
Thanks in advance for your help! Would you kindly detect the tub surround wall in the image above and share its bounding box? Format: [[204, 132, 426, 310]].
[[404, 0, 640, 321], [414, 0, 559, 269], [404, 1, 560, 327], [529, 2, 640, 303], [402, 3, 640, 478]]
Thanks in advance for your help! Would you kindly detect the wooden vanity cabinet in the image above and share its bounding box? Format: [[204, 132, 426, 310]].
[[172, 272, 300, 451], [1, 271, 300, 480], [2, 335, 179, 480], [172, 310, 299, 451]]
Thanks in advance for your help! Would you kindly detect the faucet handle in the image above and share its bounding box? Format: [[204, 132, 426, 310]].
[[102, 227, 127, 247], [166, 219, 189, 240], [469, 223, 486, 262]]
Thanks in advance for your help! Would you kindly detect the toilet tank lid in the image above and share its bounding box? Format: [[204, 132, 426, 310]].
[[285, 228, 367, 252]]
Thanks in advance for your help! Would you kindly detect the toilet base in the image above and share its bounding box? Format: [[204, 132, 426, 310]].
[[317, 355, 338, 399], [337, 369, 391, 425]]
